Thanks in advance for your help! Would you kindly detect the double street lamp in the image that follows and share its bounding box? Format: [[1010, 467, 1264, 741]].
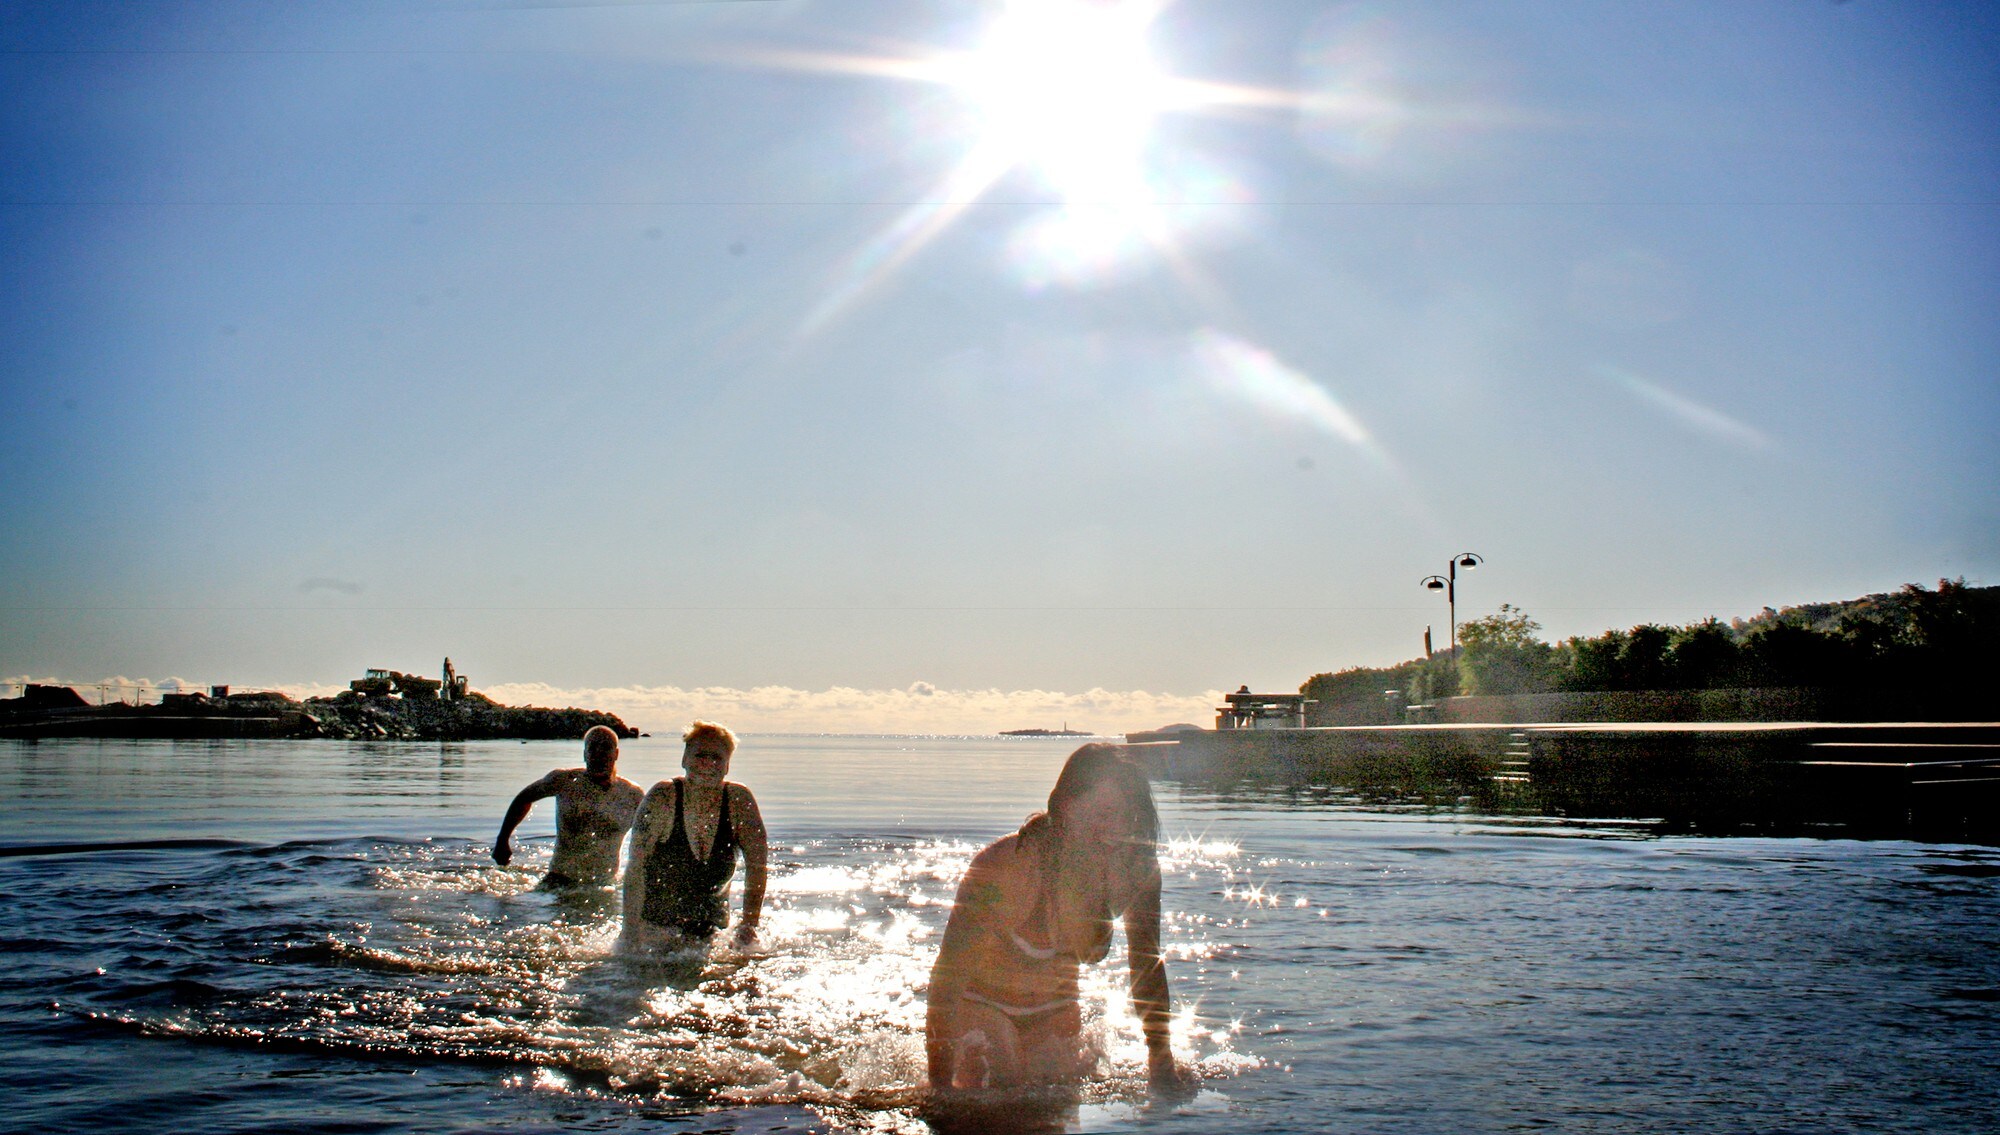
[[1421, 552, 1484, 652]]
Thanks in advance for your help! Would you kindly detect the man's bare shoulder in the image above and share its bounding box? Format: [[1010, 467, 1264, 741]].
[[724, 781, 761, 807], [595, 778, 643, 816]]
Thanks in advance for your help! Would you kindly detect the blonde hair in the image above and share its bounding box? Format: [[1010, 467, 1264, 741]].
[[682, 719, 737, 753]]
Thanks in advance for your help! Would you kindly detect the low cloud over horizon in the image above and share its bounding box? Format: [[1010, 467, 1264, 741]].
[[411, 681, 1223, 736], [4, 676, 1224, 736]]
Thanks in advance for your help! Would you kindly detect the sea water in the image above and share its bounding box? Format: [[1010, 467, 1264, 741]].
[[2, 735, 1997, 1134]]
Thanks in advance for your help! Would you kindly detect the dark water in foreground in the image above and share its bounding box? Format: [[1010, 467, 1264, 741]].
[[2, 736, 1997, 1133]]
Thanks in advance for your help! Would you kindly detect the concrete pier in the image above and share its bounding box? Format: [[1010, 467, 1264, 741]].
[[1129, 721, 2000, 837]]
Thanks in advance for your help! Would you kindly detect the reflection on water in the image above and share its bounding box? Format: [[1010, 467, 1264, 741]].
[[15, 833, 1248, 1132], [3, 737, 1999, 1133]]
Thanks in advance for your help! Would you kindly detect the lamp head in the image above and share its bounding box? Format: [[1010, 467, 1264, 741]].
[[1456, 553, 1483, 570]]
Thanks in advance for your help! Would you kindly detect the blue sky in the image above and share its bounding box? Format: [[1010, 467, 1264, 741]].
[[3, 0, 1996, 732]]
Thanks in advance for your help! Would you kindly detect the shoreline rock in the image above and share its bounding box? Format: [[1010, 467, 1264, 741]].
[[1, 687, 635, 742], [300, 693, 634, 741]]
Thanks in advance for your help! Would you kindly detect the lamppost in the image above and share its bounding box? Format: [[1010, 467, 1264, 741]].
[[1420, 551, 1484, 652]]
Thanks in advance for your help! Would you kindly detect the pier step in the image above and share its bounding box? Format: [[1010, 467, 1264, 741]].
[[1797, 742, 2000, 787], [1792, 735, 2000, 799], [1492, 730, 1534, 784], [1790, 740, 2000, 827]]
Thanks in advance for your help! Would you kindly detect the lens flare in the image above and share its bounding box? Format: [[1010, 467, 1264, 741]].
[[1190, 328, 1375, 451], [1596, 364, 1774, 451]]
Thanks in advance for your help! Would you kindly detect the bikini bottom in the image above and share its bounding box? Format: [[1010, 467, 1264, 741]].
[[940, 990, 1084, 1090]]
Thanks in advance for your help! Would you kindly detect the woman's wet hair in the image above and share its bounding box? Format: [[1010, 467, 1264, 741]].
[[1030, 742, 1159, 845], [682, 719, 738, 753]]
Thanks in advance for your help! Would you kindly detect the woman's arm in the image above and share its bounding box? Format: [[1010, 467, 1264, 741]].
[[620, 784, 669, 934], [1123, 867, 1190, 1091], [731, 784, 768, 944], [926, 839, 1026, 1087], [925, 865, 990, 1087]]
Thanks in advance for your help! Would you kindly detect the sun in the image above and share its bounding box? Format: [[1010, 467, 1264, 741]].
[[714, 1, 1440, 319], [762, 0, 1284, 326], [951, 0, 1175, 205]]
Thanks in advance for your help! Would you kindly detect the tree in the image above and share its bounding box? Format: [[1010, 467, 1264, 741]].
[[1620, 625, 1673, 690], [1742, 620, 1849, 688], [1666, 619, 1741, 689], [1457, 604, 1556, 695], [1414, 653, 1461, 701], [1301, 661, 1423, 725], [1458, 604, 1543, 651], [1557, 629, 1627, 692]]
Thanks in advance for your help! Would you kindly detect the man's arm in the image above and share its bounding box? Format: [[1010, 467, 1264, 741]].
[[731, 784, 768, 945], [493, 774, 559, 865], [1124, 868, 1191, 1092]]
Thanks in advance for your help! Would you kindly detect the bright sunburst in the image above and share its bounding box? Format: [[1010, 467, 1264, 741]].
[[714, 0, 1471, 326], [954, 0, 1174, 205], [786, 0, 1257, 327]]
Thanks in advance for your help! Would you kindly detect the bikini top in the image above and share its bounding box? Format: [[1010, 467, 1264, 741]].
[[1006, 835, 1112, 965]]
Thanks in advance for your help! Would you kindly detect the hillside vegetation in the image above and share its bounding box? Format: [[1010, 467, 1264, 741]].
[[1303, 579, 1997, 723]]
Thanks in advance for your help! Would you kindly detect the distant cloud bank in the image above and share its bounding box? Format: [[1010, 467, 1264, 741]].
[[466, 681, 1223, 736], [6, 674, 1224, 735], [4, 674, 218, 700]]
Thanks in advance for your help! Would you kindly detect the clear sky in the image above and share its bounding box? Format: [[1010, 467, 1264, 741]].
[[3, 0, 1996, 733]]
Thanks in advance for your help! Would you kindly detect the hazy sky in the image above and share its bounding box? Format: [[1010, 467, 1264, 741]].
[[4, 0, 1996, 732]]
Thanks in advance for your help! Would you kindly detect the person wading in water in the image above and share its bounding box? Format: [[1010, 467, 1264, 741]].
[[620, 720, 768, 950], [926, 743, 1192, 1097], [492, 724, 644, 890]]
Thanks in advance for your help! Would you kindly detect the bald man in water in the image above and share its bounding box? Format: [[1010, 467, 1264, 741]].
[[492, 725, 645, 889]]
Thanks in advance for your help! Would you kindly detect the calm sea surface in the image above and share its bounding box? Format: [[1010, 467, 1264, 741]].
[[3, 736, 1997, 1134]]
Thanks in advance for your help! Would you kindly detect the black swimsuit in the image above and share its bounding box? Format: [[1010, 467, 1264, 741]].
[[641, 778, 738, 936]]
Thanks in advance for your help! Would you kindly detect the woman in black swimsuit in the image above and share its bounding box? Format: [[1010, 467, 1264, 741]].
[[620, 720, 768, 950]]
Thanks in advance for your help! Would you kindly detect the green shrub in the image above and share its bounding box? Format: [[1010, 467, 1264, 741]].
[[1301, 581, 1996, 708], [1458, 605, 1556, 695]]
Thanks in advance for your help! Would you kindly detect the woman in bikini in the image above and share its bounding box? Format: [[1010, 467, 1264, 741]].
[[620, 720, 768, 951], [926, 743, 1190, 1095]]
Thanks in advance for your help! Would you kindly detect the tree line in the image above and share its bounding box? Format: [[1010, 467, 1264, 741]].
[[1302, 579, 1997, 719]]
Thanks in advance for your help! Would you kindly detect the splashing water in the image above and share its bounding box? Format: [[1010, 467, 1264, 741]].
[[28, 826, 1252, 1132]]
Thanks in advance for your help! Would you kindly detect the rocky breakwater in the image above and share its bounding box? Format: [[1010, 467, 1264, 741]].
[[0, 684, 634, 741], [301, 691, 634, 741]]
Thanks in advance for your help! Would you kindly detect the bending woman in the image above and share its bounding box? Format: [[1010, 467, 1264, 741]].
[[621, 720, 768, 950], [926, 743, 1189, 1094]]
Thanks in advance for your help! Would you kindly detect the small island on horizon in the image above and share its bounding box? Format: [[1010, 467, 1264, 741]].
[[998, 723, 1094, 737], [0, 658, 634, 742]]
